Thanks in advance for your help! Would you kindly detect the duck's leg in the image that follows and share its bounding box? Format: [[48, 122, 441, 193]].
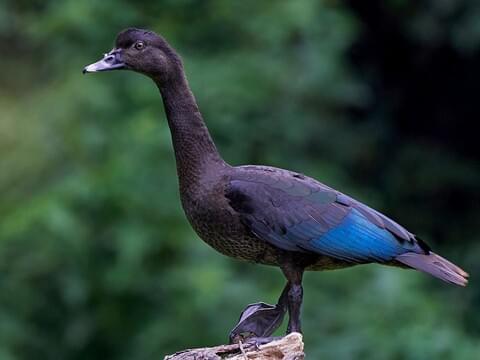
[[229, 283, 289, 343], [229, 254, 306, 344], [280, 260, 305, 334]]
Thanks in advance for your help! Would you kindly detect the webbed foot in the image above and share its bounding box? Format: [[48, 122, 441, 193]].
[[229, 302, 286, 343]]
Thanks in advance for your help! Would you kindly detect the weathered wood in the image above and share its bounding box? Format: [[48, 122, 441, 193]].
[[164, 333, 304, 360]]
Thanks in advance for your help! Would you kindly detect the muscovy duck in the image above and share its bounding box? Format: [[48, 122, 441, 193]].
[[84, 28, 468, 344]]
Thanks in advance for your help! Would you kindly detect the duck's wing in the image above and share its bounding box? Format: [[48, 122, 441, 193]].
[[226, 166, 427, 263]]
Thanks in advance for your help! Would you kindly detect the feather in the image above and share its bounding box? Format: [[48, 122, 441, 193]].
[[396, 252, 469, 286]]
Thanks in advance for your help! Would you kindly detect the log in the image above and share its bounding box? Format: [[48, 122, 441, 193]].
[[164, 333, 304, 360]]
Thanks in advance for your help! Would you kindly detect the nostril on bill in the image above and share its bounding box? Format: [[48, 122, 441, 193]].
[[104, 55, 115, 64]]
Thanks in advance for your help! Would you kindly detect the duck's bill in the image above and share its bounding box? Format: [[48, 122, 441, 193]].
[[83, 49, 125, 73]]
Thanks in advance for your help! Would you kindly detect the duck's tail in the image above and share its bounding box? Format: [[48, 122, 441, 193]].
[[396, 252, 469, 287]]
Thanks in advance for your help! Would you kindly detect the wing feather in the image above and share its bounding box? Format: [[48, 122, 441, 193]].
[[226, 167, 427, 263]]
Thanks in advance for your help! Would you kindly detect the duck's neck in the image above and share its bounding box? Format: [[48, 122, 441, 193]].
[[156, 69, 225, 190]]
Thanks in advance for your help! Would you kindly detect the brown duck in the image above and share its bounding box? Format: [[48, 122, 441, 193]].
[[84, 28, 468, 344]]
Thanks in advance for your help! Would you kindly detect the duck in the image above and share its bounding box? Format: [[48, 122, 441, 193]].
[[83, 28, 468, 344]]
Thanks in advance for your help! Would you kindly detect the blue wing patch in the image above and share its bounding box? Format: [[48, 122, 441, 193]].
[[304, 209, 420, 263]]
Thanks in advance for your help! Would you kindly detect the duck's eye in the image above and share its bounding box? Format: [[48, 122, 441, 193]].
[[134, 41, 145, 50]]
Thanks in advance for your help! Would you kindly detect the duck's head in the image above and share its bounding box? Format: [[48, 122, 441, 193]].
[[83, 28, 181, 83]]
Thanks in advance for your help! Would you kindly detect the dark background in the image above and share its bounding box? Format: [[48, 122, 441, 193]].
[[1, 1, 479, 359]]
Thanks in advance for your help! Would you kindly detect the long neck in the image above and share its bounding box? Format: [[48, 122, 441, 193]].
[[156, 66, 225, 190]]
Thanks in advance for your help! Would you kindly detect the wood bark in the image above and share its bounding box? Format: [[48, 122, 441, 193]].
[[164, 333, 304, 360]]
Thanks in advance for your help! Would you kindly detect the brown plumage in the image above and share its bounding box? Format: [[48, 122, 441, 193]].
[[84, 28, 468, 342]]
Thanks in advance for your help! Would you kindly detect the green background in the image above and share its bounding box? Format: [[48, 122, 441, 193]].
[[1, 1, 479, 359]]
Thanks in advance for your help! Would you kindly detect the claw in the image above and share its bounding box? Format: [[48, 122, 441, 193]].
[[245, 336, 282, 349]]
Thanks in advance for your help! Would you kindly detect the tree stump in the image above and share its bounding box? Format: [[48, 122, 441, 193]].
[[164, 333, 304, 360]]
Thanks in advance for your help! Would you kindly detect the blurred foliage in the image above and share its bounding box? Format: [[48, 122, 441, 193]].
[[0, 0, 479, 359]]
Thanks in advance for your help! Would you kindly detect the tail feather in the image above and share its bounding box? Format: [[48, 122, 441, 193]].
[[396, 252, 469, 287]]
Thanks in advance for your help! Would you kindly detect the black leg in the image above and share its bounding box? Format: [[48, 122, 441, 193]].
[[286, 283, 303, 333], [236, 277, 305, 347], [229, 252, 307, 343], [279, 253, 305, 335], [229, 283, 289, 343]]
